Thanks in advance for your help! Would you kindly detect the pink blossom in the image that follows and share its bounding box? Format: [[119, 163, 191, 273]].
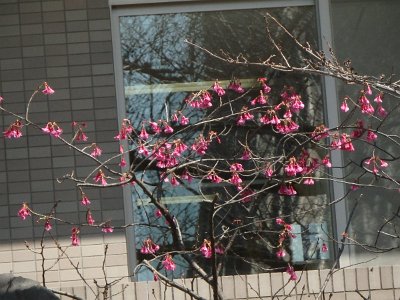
[[149, 121, 161, 134], [93, 169, 107, 186], [173, 139, 188, 156], [276, 218, 285, 225], [215, 244, 224, 255], [71, 227, 80, 246], [322, 155, 332, 168], [162, 254, 176, 271], [187, 91, 213, 109], [155, 209, 162, 218], [138, 144, 149, 156], [364, 155, 389, 174], [303, 178, 315, 185], [181, 169, 192, 183], [341, 99, 349, 112], [86, 210, 95, 225], [207, 172, 223, 183], [250, 91, 267, 106], [180, 115, 190, 125], [365, 83, 372, 95], [374, 93, 383, 103], [276, 248, 286, 258], [278, 184, 297, 196], [311, 124, 329, 141], [74, 130, 88, 142], [286, 265, 297, 281], [44, 220, 52, 231], [276, 118, 299, 134], [258, 77, 272, 94], [351, 120, 365, 139], [264, 165, 274, 177], [285, 157, 303, 176], [237, 107, 254, 125], [114, 119, 133, 140], [213, 81, 225, 96], [241, 148, 251, 160], [260, 110, 280, 125], [321, 243, 328, 253], [229, 173, 242, 186], [339, 134, 355, 151], [18, 203, 31, 220], [139, 126, 149, 140], [170, 175, 180, 186], [359, 93, 374, 114], [172, 114, 179, 123], [42, 82, 55, 95], [366, 130, 377, 142], [153, 273, 159, 281], [80, 194, 91, 206], [0, 96, 3, 104], [192, 135, 209, 155], [377, 104, 387, 117], [119, 157, 126, 167], [42, 122, 63, 138], [90, 144, 102, 157], [230, 163, 244, 172], [163, 123, 174, 134], [200, 240, 212, 258], [140, 238, 160, 254], [4, 120, 23, 139], [228, 80, 245, 93], [101, 224, 114, 233]]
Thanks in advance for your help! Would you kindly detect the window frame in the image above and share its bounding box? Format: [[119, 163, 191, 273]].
[[110, 0, 347, 280]]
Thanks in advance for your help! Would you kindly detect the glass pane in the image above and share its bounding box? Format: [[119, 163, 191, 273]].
[[120, 5, 334, 281], [332, 0, 400, 266]]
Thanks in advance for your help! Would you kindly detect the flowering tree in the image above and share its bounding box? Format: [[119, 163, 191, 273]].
[[3, 13, 400, 300]]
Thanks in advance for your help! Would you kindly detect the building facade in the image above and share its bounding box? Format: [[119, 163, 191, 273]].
[[0, 0, 400, 299]]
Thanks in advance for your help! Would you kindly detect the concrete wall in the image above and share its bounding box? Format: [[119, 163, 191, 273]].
[[0, 0, 128, 288], [58, 266, 400, 299]]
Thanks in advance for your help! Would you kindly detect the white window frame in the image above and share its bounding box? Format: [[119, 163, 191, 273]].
[[110, 0, 347, 279]]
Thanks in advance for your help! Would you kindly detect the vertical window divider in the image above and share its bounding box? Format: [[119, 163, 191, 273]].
[[316, 0, 351, 267]]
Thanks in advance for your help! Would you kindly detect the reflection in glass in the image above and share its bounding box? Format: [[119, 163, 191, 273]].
[[119, 5, 334, 280]]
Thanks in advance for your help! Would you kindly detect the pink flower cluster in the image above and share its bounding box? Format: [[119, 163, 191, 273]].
[[199, 239, 225, 258], [3, 120, 23, 139], [18, 203, 31, 220], [364, 154, 389, 175], [162, 254, 176, 271], [42, 122, 63, 138], [140, 238, 160, 254], [275, 218, 296, 259], [286, 265, 297, 281], [340, 85, 387, 117], [187, 91, 213, 109], [71, 227, 80, 246]]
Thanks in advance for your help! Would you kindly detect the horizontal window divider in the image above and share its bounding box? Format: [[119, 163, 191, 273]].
[[124, 78, 257, 95]]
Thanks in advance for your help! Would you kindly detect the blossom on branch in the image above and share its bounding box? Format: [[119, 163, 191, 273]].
[[44, 219, 52, 231], [42, 82, 55, 95], [93, 169, 107, 186], [71, 227, 80, 246], [286, 265, 297, 281], [212, 80, 225, 96], [42, 122, 63, 138], [18, 203, 31, 220], [3, 120, 23, 139], [162, 254, 176, 271], [86, 210, 95, 225], [140, 238, 160, 254]]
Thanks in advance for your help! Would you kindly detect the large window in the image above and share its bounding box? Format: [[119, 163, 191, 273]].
[[112, 1, 336, 281]]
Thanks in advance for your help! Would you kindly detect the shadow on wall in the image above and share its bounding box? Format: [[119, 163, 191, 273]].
[[0, 273, 59, 300]]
